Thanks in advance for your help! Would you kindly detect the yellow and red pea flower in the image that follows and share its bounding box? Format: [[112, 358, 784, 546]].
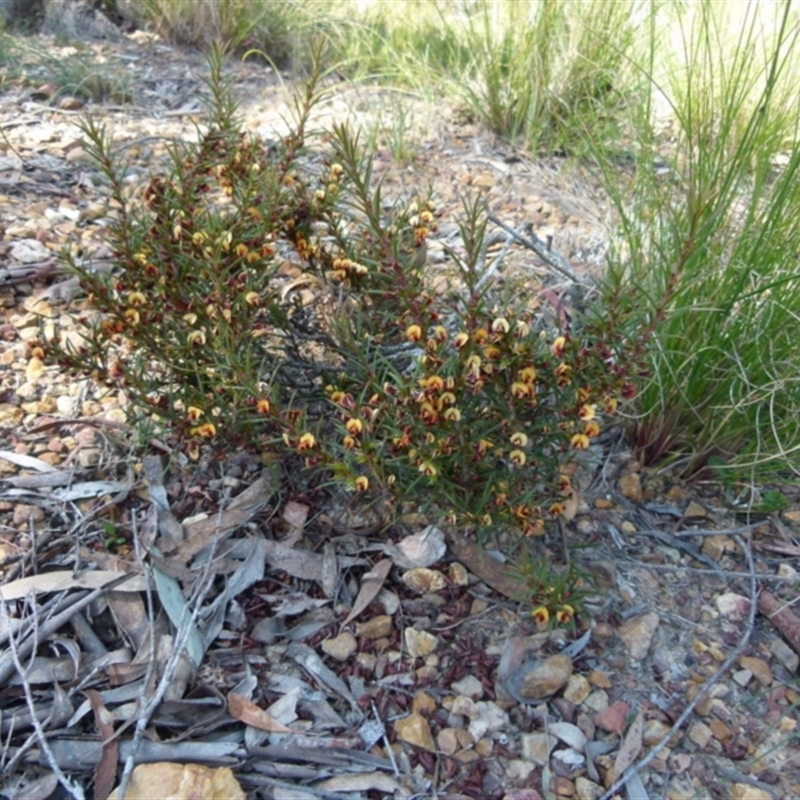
[[443, 407, 462, 422], [454, 332, 470, 349], [345, 418, 364, 436], [603, 396, 619, 414], [420, 402, 439, 425], [510, 432, 529, 447], [484, 345, 501, 360], [511, 381, 534, 399], [492, 317, 510, 334], [244, 291, 260, 307], [477, 438, 494, 457], [584, 421, 601, 438], [465, 354, 482, 378], [579, 404, 596, 421], [577, 387, 591, 403], [255, 398, 271, 415], [342, 435, 357, 450], [558, 474, 572, 494], [571, 433, 590, 449], [419, 461, 438, 477], [515, 320, 531, 338], [329, 163, 344, 181], [127, 291, 146, 307], [474, 328, 489, 345], [187, 406, 203, 422], [556, 605, 575, 624], [531, 606, 550, 625], [509, 449, 527, 467], [549, 502, 565, 516], [354, 476, 369, 492], [553, 335, 567, 357], [189, 422, 216, 438], [518, 366, 537, 384], [187, 330, 206, 346], [420, 375, 445, 393], [124, 309, 140, 326], [235, 243, 249, 258], [297, 432, 316, 451], [406, 324, 423, 342]]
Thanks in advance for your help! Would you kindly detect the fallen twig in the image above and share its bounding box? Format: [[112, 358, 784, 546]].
[[599, 533, 758, 800]]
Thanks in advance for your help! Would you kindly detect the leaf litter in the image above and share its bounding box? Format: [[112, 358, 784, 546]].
[[0, 27, 799, 800]]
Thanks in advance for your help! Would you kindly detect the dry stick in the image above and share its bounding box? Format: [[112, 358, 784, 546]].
[[1, 598, 86, 800], [598, 533, 758, 800], [0, 574, 135, 684], [626, 560, 798, 582]]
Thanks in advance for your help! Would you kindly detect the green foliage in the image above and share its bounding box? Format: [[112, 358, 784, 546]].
[[45, 46, 638, 536], [593, 0, 800, 480]]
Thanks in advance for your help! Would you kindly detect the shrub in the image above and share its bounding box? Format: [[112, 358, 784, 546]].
[[47, 46, 637, 536]]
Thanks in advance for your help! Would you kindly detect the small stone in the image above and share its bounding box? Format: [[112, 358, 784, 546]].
[[770, 638, 799, 672], [12, 504, 46, 527], [474, 737, 493, 757], [563, 674, 591, 705], [731, 784, 773, 800], [593, 498, 613, 510], [468, 701, 509, 741], [107, 763, 244, 800], [520, 732, 556, 766], [588, 670, 612, 689], [437, 727, 459, 756], [453, 747, 480, 764], [506, 759, 536, 782], [738, 656, 772, 686], [688, 721, 712, 748], [448, 562, 469, 586], [551, 747, 585, 778], [520, 654, 573, 699], [733, 668, 753, 686], [401, 567, 446, 594], [356, 615, 393, 639], [715, 592, 752, 620], [416, 664, 437, 683], [702, 535, 731, 561], [709, 717, 731, 743], [575, 776, 604, 800], [618, 473, 643, 502], [394, 712, 435, 752], [643, 719, 672, 747], [450, 695, 478, 719], [412, 690, 436, 715], [356, 652, 376, 672], [405, 627, 438, 658], [321, 632, 357, 661], [617, 612, 660, 660], [10, 239, 50, 263], [77, 448, 102, 468], [452, 675, 484, 701], [594, 701, 630, 734], [684, 500, 709, 518], [583, 689, 609, 713]]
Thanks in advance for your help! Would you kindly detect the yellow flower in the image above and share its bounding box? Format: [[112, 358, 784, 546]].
[[556, 605, 575, 624], [256, 398, 271, 415], [187, 330, 206, 346], [355, 476, 369, 492], [345, 418, 363, 436], [553, 335, 567, 356], [218, 231, 233, 251], [298, 433, 316, 451], [555, 363, 571, 377], [343, 435, 356, 450], [549, 502, 565, 516], [192, 231, 207, 245], [454, 332, 470, 349], [518, 367, 537, 384], [440, 391, 456, 405], [511, 381, 534, 399], [433, 325, 448, 342], [443, 407, 461, 422], [406, 324, 422, 342], [235, 243, 249, 258], [571, 433, 590, 449], [510, 449, 526, 466], [465, 354, 481, 377], [510, 432, 528, 447], [124, 308, 140, 326], [484, 345, 501, 360], [329, 163, 344, 181], [473, 327, 489, 345], [477, 439, 494, 457], [532, 606, 550, 626], [189, 422, 216, 438], [127, 291, 146, 306], [421, 375, 445, 392], [245, 291, 260, 306], [492, 317, 510, 334], [187, 406, 203, 422], [558, 474, 572, 494], [584, 421, 601, 438], [419, 461, 438, 477], [579, 404, 596, 421], [604, 396, 619, 414], [515, 320, 530, 338]]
